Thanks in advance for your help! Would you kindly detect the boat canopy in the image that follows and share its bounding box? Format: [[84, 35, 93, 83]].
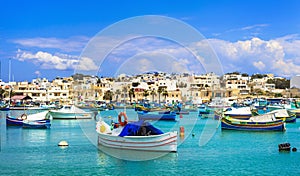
[[118, 120, 163, 137]]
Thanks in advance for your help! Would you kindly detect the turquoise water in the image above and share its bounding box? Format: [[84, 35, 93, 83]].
[[1, 109, 300, 175]]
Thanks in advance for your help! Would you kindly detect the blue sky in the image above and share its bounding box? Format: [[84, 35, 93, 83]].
[[1, 0, 300, 82]]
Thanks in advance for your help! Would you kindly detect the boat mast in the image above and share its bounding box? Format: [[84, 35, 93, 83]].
[[9, 58, 11, 83], [8, 59, 11, 106]]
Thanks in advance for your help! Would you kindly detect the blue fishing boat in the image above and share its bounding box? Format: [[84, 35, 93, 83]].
[[221, 113, 285, 131], [22, 119, 51, 129], [6, 111, 51, 127], [137, 111, 176, 121], [198, 104, 212, 118], [6, 116, 24, 126], [0, 103, 10, 111]]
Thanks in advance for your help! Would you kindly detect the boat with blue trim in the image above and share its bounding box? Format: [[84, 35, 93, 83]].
[[23, 119, 51, 129], [137, 111, 176, 121], [96, 112, 177, 152], [221, 113, 285, 131], [6, 111, 52, 128]]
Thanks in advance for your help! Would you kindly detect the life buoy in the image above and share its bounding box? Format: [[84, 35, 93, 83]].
[[118, 112, 128, 126], [21, 113, 27, 120]]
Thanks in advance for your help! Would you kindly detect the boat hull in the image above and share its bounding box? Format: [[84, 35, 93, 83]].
[[221, 118, 285, 131], [224, 114, 252, 120], [98, 131, 178, 152], [6, 117, 23, 126], [138, 112, 176, 121], [23, 119, 51, 129], [49, 111, 92, 119]]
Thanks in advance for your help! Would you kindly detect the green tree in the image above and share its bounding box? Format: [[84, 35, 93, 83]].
[[103, 90, 113, 102], [267, 78, 290, 89], [150, 89, 157, 103], [128, 88, 135, 103], [143, 89, 149, 100], [115, 89, 121, 102], [162, 90, 168, 102], [157, 87, 163, 104], [122, 86, 128, 103]]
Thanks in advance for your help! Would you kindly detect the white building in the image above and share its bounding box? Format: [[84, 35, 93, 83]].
[[224, 73, 251, 95]]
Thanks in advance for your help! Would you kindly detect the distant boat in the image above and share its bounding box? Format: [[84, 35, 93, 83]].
[[207, 97, 231, 109], [223, 107, 252, 119], [253, 99, 268, 109], [221, 113, 285, 131], [49, 105, 93, 119], [96, 116, 177, 152], [137, 111, 176, 121], [198, 104, 212, 118], [27, 103, 57, 110], [0, 103, 10, 111]]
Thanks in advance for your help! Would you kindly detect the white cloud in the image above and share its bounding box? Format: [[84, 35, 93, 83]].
[[240, 24, 269, 31], [253, 61, 266, 70], [12, 36, 89, 52], [204, 35, 300, 76], [16, 50, 98, 71], [34, 70, 41, 76]]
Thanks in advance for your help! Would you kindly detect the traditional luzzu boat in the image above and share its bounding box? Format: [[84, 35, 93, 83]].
[[223, 106, 252, 119], [6, 111, 51, 128], [49, 105, 93, 119], [137, 111, 176, 121], [6, 115, 24, 126], [23, 119, 51, 129], [96, 112, 178, 152], [221, 113, 286, 131]]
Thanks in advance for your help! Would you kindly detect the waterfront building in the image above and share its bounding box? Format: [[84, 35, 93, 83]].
[[224, 73, 251, 96]]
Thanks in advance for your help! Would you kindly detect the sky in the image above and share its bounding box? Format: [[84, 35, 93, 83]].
[[1, 0, 300, 82]]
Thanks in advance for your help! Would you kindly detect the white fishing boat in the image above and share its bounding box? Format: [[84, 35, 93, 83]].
[[49, 105, 93, 119], [6, 110, 51, 127], [23, 110, 52, 120], [96, 113, 178, 152], [267, 109, 296, 123], [223, 106, 252, 119]]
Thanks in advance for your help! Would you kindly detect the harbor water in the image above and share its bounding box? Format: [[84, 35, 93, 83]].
[[1, 109, 300, 175]]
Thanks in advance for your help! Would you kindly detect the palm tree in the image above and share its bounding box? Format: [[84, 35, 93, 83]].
[[128, 88, 135, 103], [157, 87, 163, 104], [115, 89, 121, 103], [122, 86, 128, 103], [150, 89, 157, 103], [162, 89, 168, 102], [143, 89, 149, 100]]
